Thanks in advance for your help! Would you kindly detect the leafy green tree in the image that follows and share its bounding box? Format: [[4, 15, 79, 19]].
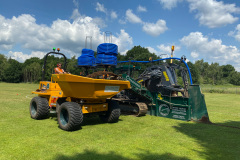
[[125, 46, 159, 61], [221, 64, 235, 83], [0, 54, 8, 81], [23, 62, 41, 83], [229, 71, 240, 85], [23, 57, 42, 82], [66, 56, 82, 75], [187, 61, 200, 84], [208, 63, 223, 85], [194, 59, 210, 84], [124, 46, 160, 71], [3, 59, 23, 83]]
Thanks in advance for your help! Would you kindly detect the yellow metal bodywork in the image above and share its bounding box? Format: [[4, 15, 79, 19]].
[[81, 103, 108, 114], [32, 74, 131, 114], [51, 74, 131, 101]]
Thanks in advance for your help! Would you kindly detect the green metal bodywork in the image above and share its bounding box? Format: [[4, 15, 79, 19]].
[[123, 74, 210, 122]]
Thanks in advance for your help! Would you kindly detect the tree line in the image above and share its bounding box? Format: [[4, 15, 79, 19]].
[[0, 45, 240, 85]]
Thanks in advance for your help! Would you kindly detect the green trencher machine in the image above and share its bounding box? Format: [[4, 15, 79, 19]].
[[114, 57, 210, 123]]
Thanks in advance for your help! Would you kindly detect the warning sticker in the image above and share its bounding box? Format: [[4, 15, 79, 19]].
[[104, 86, 120, 92], [163, 71, 169, 81]]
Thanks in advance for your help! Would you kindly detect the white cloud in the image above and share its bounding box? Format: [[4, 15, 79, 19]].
[[228, 24, 240, 42], [147, 47, 158, 54], [8, 51, 45, 62], [124, 9, 168, 37], [180, 32, 240, 70], [191, 51, 199, 58], [137, 5, 147, 12], [187, 0, 240, 28], [147, 45, 180, 58], [95, 2, 107, 14], [120, 49, 129, 55], [92, 17, 107, 28], [0, 12, 133, 60], [111, 11, 118, 19], [70, 9, 81, 20], [157, 44, 180, 54], [73, 0, 79, 8], [158, 0, 182, 10], [142, 19, 168, 36], [118, 19, 126, 24], [113, 29, 133, 53], [126, 9, 142, 24]]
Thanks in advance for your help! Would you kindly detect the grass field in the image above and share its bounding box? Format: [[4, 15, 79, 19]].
[[200, 84, 240, 94], [0, 82, 239, 160]]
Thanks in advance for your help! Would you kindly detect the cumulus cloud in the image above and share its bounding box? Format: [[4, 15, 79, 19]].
[[228, 24, 240, 42], [137, 5, 147, 12], [118, 19, 127, 24], [147, 47, 158, 54], [95, 2, 107, 14], [73, 0, 79, 8], [123, 9, 168, 37], [0, 13, 133, 61], [187, 0, 240, 28], [111, 11, 118, 19], [146, 44, 180, 58], [158, 0, 183, 10], [180, 32, 240, 70], [8, 51, 45, 62], [113, 29, 133, 53], [126, 9, 142, 24], [70, 9, 81, 20], [142, 19, 168, 36], [157, 44, 180, 54], [190, 51, 199, 58]]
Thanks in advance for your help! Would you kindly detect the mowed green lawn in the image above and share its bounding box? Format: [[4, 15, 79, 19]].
[[0, 83, 239, 160]]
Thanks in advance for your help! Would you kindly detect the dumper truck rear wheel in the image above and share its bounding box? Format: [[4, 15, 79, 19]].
[[56, 98, 66, 114], [30, 97, 49, 119], [58, 102, 83, 131], [99, 100, 121, 123]]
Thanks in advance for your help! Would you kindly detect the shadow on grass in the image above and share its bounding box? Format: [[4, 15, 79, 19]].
[[173, 121, 240, 160], [81, 116, 123, 126], [49, 114, 124, 130], [55, 149, 190, 160]]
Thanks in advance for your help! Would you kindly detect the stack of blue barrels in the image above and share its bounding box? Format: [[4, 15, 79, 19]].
[[96, 43, 118, 66], [77, 48, 96, 66]]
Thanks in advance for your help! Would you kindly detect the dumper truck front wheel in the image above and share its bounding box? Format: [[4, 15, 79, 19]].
[[58, 102, 83, 131], [99, 100, 121, 123], [30, 97, 49, 119]]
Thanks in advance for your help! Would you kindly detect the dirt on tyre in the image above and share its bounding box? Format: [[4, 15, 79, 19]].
[[30, 96, 49, 119], [58, 102, 83, 131], [100, 100, 121, 123]]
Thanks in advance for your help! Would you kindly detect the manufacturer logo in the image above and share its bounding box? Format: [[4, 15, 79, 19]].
[[159, 104, 170, 116]]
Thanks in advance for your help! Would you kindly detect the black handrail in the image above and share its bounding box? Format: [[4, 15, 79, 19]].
[[42, 51, 67, 81]]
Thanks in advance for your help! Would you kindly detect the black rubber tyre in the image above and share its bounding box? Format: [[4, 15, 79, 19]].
[[30, 97, 49, 119], [57, 102, 83, 131], [56, 98, 66, 114], [99, 100, 121, 123]]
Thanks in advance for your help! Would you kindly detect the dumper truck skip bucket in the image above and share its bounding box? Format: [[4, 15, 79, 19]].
[[51, 74, 131, 100]]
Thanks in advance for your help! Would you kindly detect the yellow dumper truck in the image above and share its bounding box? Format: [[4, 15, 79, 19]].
[[30, 48, 130, 131]]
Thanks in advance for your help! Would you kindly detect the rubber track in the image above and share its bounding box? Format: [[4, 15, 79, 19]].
[[136, 102, 148, 117], [58, 102, 83, 131], [30, 97, 49, 119]]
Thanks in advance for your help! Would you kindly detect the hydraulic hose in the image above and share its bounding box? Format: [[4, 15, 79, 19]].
[[117, 57, 193, 85]]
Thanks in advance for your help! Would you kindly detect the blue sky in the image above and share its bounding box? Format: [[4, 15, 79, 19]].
[[1, 0, 240, 70]]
